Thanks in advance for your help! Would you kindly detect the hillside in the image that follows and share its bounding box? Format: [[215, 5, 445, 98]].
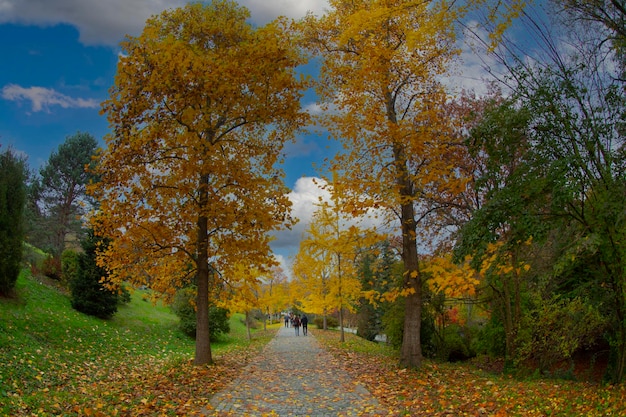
[[0, 270, 273, 416]]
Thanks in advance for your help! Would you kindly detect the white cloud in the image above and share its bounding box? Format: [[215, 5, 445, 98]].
[[271, 176, 329, 252], [1, 84, 99, 112], [0, 0, 329, 46]]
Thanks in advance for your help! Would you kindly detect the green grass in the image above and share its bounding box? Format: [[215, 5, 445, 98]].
[[0, 270, 273, 416]]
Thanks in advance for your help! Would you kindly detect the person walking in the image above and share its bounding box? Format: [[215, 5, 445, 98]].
[[293, 315, 301, 336], [301, 314, 308, 336], [284, 314, 289, 328]]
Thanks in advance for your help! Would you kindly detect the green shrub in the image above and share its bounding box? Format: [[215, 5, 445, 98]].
[[69, 230, 118, 319], [61, 249, 80, 285], [382, 298, 405, 349], [171, 287, 230, 340]]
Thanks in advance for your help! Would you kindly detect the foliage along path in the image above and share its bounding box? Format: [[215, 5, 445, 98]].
[[204, 325, 391, 416]]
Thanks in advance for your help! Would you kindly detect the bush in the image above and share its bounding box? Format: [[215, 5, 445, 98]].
[[42, 256, 62, 280], [61, 249, 79, 285], [313, 315, 339, 329], [437, 324, 474, 362], [382, 298, 405, 349], [69, 230, 118, 319], [171, 287, 230, 340]]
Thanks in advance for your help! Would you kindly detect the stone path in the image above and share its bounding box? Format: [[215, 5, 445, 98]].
[[204, 326, 391, 416]]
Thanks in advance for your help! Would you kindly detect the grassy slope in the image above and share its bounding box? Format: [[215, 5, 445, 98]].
[[0, 270, 276, 416]]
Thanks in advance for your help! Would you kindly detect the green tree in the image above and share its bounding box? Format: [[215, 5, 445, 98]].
[[458, 42, 626, 380], [70, 229, 118, 319], [357, 240, 397, 342], [0, 147, 27, 295], [36, 132, 98, 257], [171, 287, 230, 340]]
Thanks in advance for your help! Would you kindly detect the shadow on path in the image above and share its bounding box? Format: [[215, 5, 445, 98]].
[[203, 326, 391, 416]]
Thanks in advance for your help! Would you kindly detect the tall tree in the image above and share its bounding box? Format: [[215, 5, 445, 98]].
[[90, 1, 308, 365], [303, 0, 463, 367], [37, 132, 98, 257], [0, 147, 27, 295]]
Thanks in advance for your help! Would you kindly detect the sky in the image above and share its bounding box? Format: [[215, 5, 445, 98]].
[[0, 0, 497, 276]]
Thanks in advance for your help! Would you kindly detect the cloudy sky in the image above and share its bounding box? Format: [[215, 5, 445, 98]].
[[0, 0, 498, 275]]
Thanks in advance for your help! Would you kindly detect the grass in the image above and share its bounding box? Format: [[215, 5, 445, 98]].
[[314, 328, 626, 416], [0, 270, 277, 416]]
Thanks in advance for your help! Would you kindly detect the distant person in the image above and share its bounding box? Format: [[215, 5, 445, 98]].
[[284, 314, 289, 327], [293, 315, 301, 336], [301, 314, 308, 336]]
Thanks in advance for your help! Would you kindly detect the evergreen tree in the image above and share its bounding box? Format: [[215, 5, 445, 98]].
[[70, 230, 117, 319], [0, 147, 27, 295], [36, 132, 98, 257]]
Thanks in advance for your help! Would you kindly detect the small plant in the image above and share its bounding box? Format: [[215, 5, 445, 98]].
[[42, 255, 62, 280], [171, 286, 230, 340]]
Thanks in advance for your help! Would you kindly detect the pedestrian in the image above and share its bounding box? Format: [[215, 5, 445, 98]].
[[293, 315, 301, 336], [301, 314, 308, 336], [284, 314, 289, 328]]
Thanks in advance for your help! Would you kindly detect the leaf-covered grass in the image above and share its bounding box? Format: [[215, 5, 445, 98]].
[[0, 270, 276, 416], [314, 329, 626, 416]]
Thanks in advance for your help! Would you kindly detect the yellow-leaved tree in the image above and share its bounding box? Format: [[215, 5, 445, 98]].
[[302, 0, 461, 368], [227, 263, 262, 342], [257, 266, 290, 329], [302, 0, 524, 369], [294, 175, 381, 341], [89, 1, 309, 365]]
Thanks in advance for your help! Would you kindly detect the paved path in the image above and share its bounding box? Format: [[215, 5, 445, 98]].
[[204, 326, 391, 416]]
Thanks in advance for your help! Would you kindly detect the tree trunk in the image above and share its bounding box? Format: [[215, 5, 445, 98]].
[[399, 200, 423, 368], [338, 253, 345, 342], [246, 311, 252, 341], [194, 173, 213, 365]]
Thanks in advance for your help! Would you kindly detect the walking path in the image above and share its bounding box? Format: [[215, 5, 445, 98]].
[[204, 325, 391, 416]]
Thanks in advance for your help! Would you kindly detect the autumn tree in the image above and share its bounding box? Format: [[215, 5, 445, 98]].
[[294, 176, 379, 341], [292, 236, 334, 327], [258, 266, 290, 328], [34, 132, 98, 257], [91, 1, 309, 365], [303, 0, 468, 367]]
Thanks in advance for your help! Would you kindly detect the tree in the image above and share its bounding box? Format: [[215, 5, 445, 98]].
[[90, 1, 308, 365], [356, 240, 398, 341], [303, 0, 464, 367], [258, 266, 290, 329], [171, 286, 230, 340], [294, 177, 378, 342], [0, 147, 27, 296], [36, 132, 98, 257], [70, 229, 118, 319], [459, 0, 626, 380]]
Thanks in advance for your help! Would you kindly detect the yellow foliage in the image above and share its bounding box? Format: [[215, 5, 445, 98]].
[[424, 254, 480, 298], [89, 2, 309, 307]]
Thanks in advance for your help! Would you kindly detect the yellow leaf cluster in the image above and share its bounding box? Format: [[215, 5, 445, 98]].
[[425, 254, 480, 298]]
